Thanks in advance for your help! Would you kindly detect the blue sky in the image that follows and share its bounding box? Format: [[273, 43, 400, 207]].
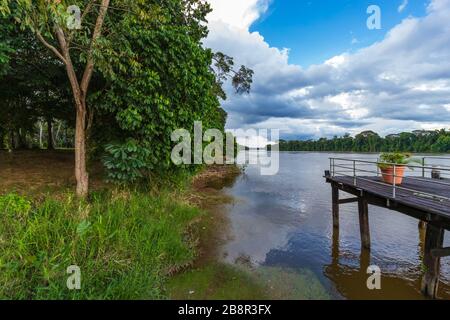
[[251, 0, 428, 67], [206, 0, 450, 140]]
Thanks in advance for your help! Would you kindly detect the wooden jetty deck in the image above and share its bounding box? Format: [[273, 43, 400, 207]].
[[329, 176, 450, 228], [324, 157, 450, 299]]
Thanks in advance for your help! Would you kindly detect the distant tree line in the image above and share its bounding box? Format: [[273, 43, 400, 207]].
[[277, 130, 450, 153]]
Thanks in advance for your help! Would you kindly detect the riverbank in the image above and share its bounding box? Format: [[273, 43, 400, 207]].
[[0, 150, 262, 299], [166, 165, 271, 299]]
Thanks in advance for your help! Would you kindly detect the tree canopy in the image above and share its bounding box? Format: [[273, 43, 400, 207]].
[[0, 0, 253, 191]]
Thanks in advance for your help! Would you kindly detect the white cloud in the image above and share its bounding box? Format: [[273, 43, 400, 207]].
[[207, 0, 270, 29], [206, 0, 450, 139], [398, 0, 409, 13]]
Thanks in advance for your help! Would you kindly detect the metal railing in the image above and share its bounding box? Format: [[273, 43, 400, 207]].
[[329, 156, 450, 201]]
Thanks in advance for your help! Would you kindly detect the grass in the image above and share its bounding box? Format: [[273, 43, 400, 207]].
[[0, 190, 202, 299]]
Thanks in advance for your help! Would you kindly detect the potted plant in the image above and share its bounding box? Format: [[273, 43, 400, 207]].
[[378, 153, 420, 185]]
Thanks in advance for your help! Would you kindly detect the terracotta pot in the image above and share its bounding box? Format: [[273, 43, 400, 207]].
[[380, 165, 406, 185]]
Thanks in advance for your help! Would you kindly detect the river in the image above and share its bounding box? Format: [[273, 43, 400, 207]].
[[217, 151, 450, 300]]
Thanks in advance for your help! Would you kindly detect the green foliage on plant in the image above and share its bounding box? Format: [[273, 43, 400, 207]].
[[0, 191, 201, 299], [103, 140, 152, 184], [377, 152, 420, 170], [89, 0, 232, 182]]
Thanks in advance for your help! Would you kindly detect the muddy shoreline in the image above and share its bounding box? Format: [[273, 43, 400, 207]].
[[167, 165, 270, 300]]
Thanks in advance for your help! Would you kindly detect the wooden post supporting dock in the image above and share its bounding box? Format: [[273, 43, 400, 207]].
[[332, 183, 339, 229], [358, 197, 371, 250], [421, 223, 444, 299], [330, 180, 371, 251]]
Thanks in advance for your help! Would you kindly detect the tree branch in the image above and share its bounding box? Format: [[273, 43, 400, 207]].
[[36, 31, 67, 65], [80, 0, 110, 98]]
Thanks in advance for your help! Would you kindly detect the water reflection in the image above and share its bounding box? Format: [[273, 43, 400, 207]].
[[219, 151, 450, 299], [324, 227, 426, 300]]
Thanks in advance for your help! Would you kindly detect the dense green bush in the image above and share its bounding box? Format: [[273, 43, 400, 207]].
[[0, 191, 201, 299], [103, 140, 152, 184], [89, 0, 229, 183]]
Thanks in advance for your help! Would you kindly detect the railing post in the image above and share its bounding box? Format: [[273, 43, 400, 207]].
[[353, 160, 356, 186], [329, 158, 332, 176], [332, 158, 335, 177], [422, 157, 426, 178], [376, 158, 380, 177], [393, 164, 396, 198]]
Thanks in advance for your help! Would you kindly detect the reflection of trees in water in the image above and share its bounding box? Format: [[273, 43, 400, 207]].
[[324, 228, 450, 300]]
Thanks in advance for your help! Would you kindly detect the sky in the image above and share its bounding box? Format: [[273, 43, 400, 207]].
[[205, 0, 450, 141]]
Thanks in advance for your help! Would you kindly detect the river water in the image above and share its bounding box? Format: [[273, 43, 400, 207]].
[[218, 152, 450, 300]]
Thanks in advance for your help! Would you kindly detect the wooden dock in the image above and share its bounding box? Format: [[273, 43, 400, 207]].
[[325, 157, 450, 299]]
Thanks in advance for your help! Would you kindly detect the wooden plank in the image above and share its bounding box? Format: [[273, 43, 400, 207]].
[[358, 197, 371, 250], [332, 183, 339, 229], [431, 247, 450, 258], [421, 224, 445, 299], [338, 197, 359, 204]]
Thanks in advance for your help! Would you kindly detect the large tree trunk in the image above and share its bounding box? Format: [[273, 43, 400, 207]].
[[55, 28, 90, 198], [47, 118, 54, 150]]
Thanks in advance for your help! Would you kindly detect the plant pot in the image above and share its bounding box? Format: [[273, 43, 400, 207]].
[[380, 165, 406, 185]]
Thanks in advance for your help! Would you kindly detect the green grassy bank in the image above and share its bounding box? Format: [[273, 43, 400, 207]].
[[0, 190, 202, 299]]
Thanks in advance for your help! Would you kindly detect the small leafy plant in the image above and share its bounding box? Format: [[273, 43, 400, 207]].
[[378, 152, 420, 170], [103, 139, 152, 184]]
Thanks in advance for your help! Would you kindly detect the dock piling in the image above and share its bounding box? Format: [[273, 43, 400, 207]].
[[332, 183, 340, 229], [358, 197, 371, 250], [421, 223, 444, 299]]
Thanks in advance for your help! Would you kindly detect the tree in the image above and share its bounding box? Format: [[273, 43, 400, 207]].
[[211, 52, 254, 100], [1, 0, 112, 196], [432, 135, 450, 153]]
